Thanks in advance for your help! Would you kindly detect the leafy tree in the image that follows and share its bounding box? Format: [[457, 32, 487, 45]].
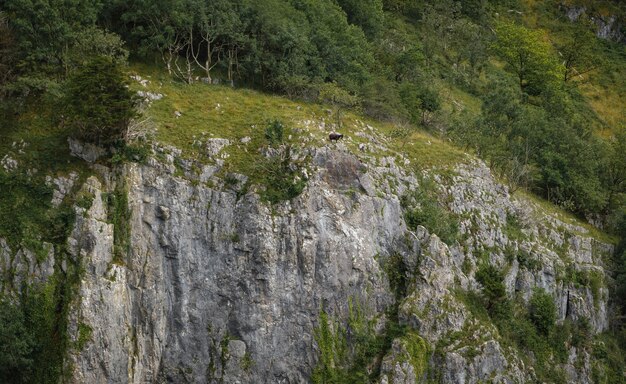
[[242, 0, 316, 90], [418, 86, 440, 125], [0, 298, 35, 383], [121, 0, 194, 77], [317, 82, 360, 129], [449, 18, 489, 76], [293, 0, 374, 92], [459, 0, 488, 22], [554, 20, 602, 82], [64, 26, 128, 70], [420, 1, 463, 58], [374, 17, 424, 83], [2, 0, 102, 78], [0, 11, 15, 95], [492, 21, 563, 95], [359, 77, 407, 121], [190, 0, 242, 83], [529, 289, 557, 335], [382, 0, 422, 17], [335, 0, 384, 37], [63, 57, 137, 146]]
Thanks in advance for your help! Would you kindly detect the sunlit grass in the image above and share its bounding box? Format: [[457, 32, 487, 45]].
[[130, 63, 470, 174]]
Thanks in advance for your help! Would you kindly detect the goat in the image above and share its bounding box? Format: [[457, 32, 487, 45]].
[[329, 132, 344, 142]]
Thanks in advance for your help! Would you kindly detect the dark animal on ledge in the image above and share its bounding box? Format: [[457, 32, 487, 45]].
[[329, 132, 344, 142]]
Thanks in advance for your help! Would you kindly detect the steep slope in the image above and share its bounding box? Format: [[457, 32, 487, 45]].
[[0, 77, 620, 383]]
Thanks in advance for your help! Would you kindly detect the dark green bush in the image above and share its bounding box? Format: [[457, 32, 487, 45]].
[[475, 264, 510, 319], [264, 120, 284, 146], [529, 289, 557, 335], [64, 56, 137, 147], [0, 298, 34, 383]]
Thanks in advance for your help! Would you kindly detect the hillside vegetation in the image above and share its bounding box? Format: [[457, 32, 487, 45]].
[[0, 0, 625, 382]]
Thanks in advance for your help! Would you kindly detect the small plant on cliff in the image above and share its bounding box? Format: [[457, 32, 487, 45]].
[[475, 263, 510, 319], [529, 288, 557, 336], [264, 119, 284, 146], [257, 120, 307, 204]]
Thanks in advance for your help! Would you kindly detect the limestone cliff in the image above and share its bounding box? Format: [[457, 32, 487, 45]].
[[0, 133, 616, 383]]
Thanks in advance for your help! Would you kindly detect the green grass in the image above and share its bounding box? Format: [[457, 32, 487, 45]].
[[520, 0, 626, 136], [131, 63, 469, 177], [0, 103, 91, 255]]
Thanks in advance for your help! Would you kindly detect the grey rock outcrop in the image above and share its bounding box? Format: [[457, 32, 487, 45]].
[[68, 138, 107, 163], [67, 147, 410, 383], [1, 136, 614, 383]]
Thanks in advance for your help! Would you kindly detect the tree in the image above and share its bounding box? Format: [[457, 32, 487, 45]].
[[121, 0, 194, 78], [63, 57, 137, 146], [492, 21, 563, 95], [293, 0, 374, 92], [317, 82, 359, 129], [555, 22, 602, 82], [0, 298, 35, 383], [335, 0, 384, 37], [242, 0, 315, 90], [2, 0, 102, 78], [64, 26, 128, 71], [0, 11, 15, 95], [190, 0, 242, 84]]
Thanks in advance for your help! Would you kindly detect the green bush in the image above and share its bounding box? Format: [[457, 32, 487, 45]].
[[529, 289, 557, 335], [264, 120, 284, 146], [106, 186, 131, 264], [257, 146, 307, 204], [64, 56, 137, 147], [0, 298, 34, 383], [475, 264, 510, 319], [384, 253, 409, 301]]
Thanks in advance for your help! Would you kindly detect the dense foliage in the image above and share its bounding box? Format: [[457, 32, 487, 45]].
[[2, 0, 623, 217], [63, 57, 137, 146], [0, 0, 625, 381]]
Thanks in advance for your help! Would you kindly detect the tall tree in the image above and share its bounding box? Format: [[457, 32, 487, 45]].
[[64, 57, 137, 146], [335, 0, 384, 38], [190, 0, 243, 83], [2, 0, 102, 79], [0, 11, 15, 95], [555, 22, 601, 82], [492, 21, 563, 95], [121, 0, 193, 77]]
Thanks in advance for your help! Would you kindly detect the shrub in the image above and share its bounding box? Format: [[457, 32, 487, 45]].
[[264, 120, 284, 146], [64, 56, 137, 147], [0, 298, 34, 383], [257, 147, 307, 204], [529, 288, 557, 335], [475, 264, 510, 319]]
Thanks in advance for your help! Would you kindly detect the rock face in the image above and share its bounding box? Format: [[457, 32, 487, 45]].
[[66, 148, 412, 383], [1, 143, 614, 383], [563, 4, 625, 44]]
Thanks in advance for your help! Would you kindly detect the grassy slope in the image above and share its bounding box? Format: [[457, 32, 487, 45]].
[[130, 63, 468, 176], [130, 62, 622, 250], [0, 105, 91, 251], [520, 0, 626, 135]]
